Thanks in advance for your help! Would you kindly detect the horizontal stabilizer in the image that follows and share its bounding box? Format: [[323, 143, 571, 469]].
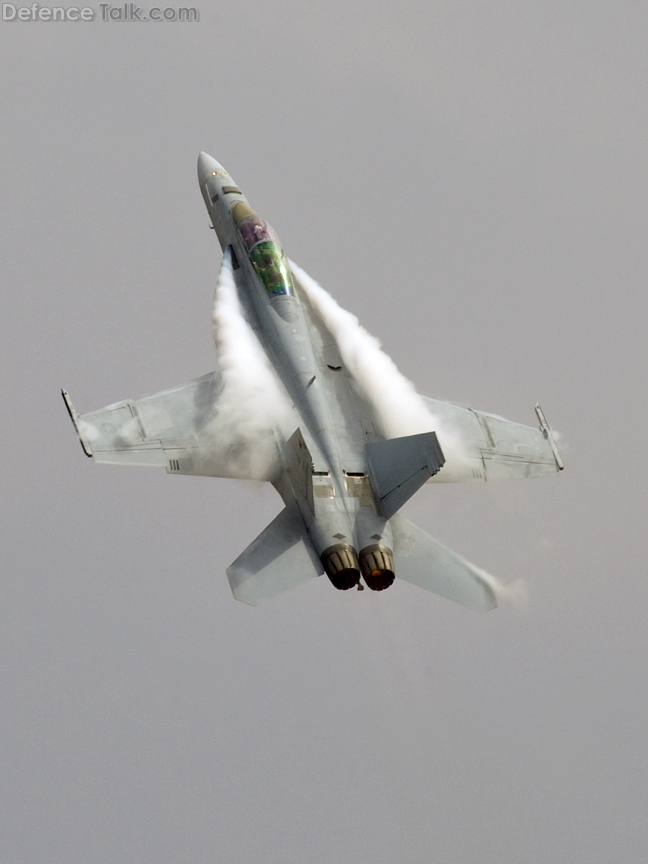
[[390, 514, 497, 612], [366, 432, 445, 519], [227, 504, 323, 606]]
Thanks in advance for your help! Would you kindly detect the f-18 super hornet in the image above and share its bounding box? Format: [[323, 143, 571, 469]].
[[63, 152, 563, 610]]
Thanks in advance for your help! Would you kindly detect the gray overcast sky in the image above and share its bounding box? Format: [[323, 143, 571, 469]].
[[2, 2, 647, 862]]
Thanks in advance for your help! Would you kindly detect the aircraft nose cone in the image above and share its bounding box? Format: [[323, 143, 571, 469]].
[[197, 151, 225, 183]]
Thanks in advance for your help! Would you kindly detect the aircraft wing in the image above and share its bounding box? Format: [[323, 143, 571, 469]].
[[62, 372, 289, 481], [423, 397, 563, 482], [289, 260, 563, 484]]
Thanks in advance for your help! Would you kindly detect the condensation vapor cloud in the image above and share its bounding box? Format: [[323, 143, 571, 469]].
[[203, 253, 294, 480], [482, 574, 531, 611], [289, 260, 469, 467]]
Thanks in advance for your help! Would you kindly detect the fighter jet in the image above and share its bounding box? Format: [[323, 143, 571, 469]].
[[63, 152, 563, 609]]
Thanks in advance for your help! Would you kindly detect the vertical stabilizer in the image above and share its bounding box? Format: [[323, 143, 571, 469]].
[[282, 428, 314, 512], [366, 432, 445, 519]]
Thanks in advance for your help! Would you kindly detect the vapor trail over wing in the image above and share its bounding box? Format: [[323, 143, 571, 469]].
[[63, 253, 300, 481]]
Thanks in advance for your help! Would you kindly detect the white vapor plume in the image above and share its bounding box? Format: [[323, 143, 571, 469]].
[[202, 255, 294, 479], [481, 573, 531, 612], [289, 260, 469, 467]]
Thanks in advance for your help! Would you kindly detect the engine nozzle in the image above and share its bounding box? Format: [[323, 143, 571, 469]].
[[321, 543, 361, 591], [359, 544, 395, 591]]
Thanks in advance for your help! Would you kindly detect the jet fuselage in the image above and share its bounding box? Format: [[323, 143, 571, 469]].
[[63, 151, 561, 607], [197, 152, 394, 590]]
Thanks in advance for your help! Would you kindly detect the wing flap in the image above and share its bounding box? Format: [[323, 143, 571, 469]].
[[94, 448, 168, 468]]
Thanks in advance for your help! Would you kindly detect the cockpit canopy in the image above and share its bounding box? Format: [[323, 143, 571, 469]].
[[232, 202, 294, 298], [233, 202, 278, 248]]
